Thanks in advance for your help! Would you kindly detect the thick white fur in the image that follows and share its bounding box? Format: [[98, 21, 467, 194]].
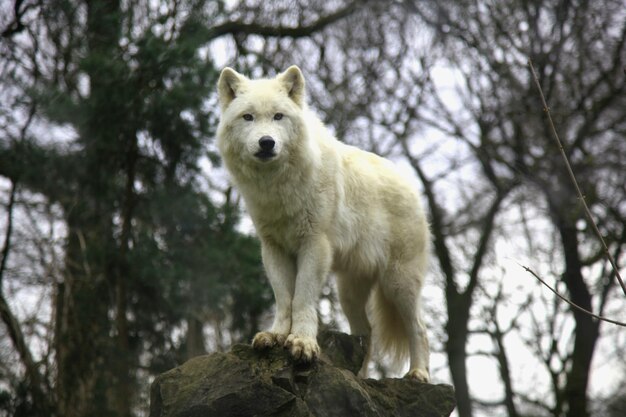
[[216, 66, 431, 382]]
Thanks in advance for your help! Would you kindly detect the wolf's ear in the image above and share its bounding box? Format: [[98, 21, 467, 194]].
[[278, 65, 305, 107], [217, 67, 246, 110]]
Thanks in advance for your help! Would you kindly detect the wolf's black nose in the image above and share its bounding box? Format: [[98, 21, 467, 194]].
[[258, 136, 275, 151]]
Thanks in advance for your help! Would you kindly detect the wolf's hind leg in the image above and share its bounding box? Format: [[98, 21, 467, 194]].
[[404, 313, 430, 382], [337, 273, 374, 377], [380, 261, 430, 382]]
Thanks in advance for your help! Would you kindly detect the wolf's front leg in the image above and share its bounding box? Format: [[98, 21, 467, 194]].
[[253, 242, 296, 350], [286, 235, 332, 362]]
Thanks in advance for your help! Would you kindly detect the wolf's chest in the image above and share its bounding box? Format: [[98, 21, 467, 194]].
[[253, 208, 314, 253], [245, 189, 316, 252]]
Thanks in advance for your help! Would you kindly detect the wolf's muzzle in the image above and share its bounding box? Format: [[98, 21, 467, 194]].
[[255, 136, 276, 160], [258, 136, 275, 151]]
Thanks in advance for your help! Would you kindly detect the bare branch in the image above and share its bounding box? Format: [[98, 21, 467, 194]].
[[1, 0, 30, 38], [519, 263, 626, 327], [0, 182, 16, 283], [208, 2, 360, 40], [0, 181, 53, 415], [528, 59, 626, 297]]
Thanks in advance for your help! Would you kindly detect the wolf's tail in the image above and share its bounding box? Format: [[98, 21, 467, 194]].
[[368, 283, 410, 371]]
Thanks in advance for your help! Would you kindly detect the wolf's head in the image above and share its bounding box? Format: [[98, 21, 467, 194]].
[[216, 66, 306, 166]]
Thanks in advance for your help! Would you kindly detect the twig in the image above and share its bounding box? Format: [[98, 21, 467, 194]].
[[518, 263, 626, 327], [528, 59, 626, 297]]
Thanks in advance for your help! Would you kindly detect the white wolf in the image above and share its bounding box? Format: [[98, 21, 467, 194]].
[[216, 65, 431, 381]]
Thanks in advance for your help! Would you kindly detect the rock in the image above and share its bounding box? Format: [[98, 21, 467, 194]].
[[150, 330, 455, 417]]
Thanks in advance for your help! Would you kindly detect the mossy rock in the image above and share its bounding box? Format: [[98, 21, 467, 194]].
[[150, 330, 455, 417]]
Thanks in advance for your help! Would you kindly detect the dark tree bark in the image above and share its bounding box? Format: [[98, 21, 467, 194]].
[[550, 201, 600, 417], [403, 143, 509, 417], [55, 1, 125, 416]]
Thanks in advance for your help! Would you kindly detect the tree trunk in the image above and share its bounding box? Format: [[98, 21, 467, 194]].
[[112, 125, 139, 417], [56, 1, 125, 416], [446, 294, 473, 417], [55, 211, 114, 417], [493, 324, 519, 417], [555, 216, 600, 417], [186, 316, 208, 359]]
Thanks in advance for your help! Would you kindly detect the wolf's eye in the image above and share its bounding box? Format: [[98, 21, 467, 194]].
[[273, 113, 283, 121], [242, 114, 253, 121]]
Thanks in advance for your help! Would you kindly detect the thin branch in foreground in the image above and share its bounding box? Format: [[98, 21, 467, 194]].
[[528, 59, 626, 297], [518, 263, 626, 327]]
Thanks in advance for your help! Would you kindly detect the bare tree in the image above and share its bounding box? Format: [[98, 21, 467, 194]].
[[0, 1, 370, 416], [3, 2, 625, 417], [405, 1, 626, 416]]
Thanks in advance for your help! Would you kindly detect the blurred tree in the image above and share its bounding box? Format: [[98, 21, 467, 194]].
[[2, 1, 625, 417], [0, 1, 363, 416], [406, 1, 626, 416]]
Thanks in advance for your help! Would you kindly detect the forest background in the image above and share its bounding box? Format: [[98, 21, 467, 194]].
[[1, 1, 625, 417]]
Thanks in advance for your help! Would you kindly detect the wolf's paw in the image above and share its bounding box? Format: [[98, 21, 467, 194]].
[[252, 331, 286, 350], [405, 368, 430, 383], [284, 334, 320, 362]]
